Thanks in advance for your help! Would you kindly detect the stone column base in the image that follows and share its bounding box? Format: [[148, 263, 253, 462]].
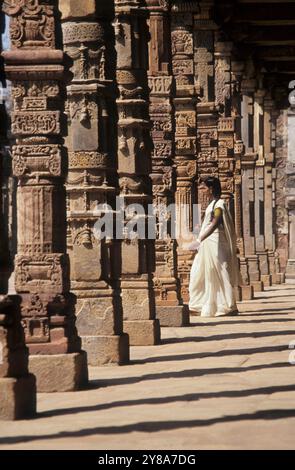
[[0, 374, 36, 420], [285, 259, 295, 283], [251, 280, 264, 292], [272, 272, 283, 284], [124, 319, 161, 346], [29, 351, 88, 392], [235, 286, 242, 302], [240, 285, 254, 301], [82, 333, 129, 366], [261, 274, 272, 287], [276, 272, 285, 283], [156, 304, 190, 327]]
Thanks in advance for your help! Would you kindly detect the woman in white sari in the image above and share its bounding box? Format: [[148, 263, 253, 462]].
[[189, 177, 242, 317]]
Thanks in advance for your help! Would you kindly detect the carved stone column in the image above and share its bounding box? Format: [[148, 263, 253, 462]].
[[274, 107, 288, 277], [263, 94, 276, 283], [0, 13, 36, 419], [231, 60, 253, 300], [0, 296, 36, 420], [285, 107, 295, 283], [240, 77, 263, 292], [0, 14, 11, 295], [214, 35, 235, 204], [2, 0, 88, 391], [171, 1, 198, 304], [254, 88, 271, 287], [115, 0, 160, 345], [194, 1, 219, 208], [147, 0, 189, 327], [60, 2, 129, 365]]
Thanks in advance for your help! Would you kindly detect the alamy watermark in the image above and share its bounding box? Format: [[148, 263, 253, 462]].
[[92, 198, 202, 242]]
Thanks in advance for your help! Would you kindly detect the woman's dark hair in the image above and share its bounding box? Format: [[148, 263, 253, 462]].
[[203, 176, 222, 199]]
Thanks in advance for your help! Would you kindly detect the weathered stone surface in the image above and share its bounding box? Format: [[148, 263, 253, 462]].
[[0, 375, 36, 421], [241, 285, 254, 301], [124, 320, 161, 346], [251, 281, 264, 293], [59, 0, 96, 19], [82, 334, 130, 366], [261, 274, 272, 287], [29, 352, 88, 393], [0, 296, 37, 420], [156, 305, 190, 327]]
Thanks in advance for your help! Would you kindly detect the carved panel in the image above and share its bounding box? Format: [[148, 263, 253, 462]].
[[11, 111, 60, 135], [12, 144, 61, 177], [3, 0, 55, 49], [15, 254, 64, 292]]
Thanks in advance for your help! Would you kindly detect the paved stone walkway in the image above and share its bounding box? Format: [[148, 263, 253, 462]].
[[0, 285, 295, 450]]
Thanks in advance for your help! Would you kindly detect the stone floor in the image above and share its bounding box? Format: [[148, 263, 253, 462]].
[[0, 284, 295, 450]]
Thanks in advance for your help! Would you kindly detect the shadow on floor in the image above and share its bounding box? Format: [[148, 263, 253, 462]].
[[131, 344, 288, 365], [161, 329, 295, 345], [38, 383, 295, 419], [2, 409, 295, 444], [84, 360, 292, 389], [189, 318, 295, 327]]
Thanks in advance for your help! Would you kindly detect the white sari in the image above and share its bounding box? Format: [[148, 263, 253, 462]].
[[189, 198, 242, 317]]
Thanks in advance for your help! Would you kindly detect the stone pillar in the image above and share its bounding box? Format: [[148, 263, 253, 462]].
[[275, 108, 288, 276], [240, 77, 263, 292], [60, 2, 129, 365], [2, 0, 88, 392], [194, 1, 219, 208], [114, 0, 160, 345], [254, 88, 271, 287], [171, 2, 198, 304], [285, 107, 295, 282], [231, 60, 253, 300], [214, 34, 235, 203], [0, 296, 36, 420], [264, 94, 276, 284], [147, 1, 189, 327], [0, 15, 36, 420], [0, 13, 11, 294]]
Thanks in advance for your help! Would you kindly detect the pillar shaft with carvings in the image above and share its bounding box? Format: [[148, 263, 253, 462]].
[[194, 1, 219, 210], [231, 60, 253, 299], [2, 0, 88, 392], [61, 2, 129, 365], [214, 34, 235, 204], [171, 1, 198, 304], [0, 10, 36, 419], [147, 0, 189, 327], [254, 87, 271, 286], [285, 107, 295, 283], [115, 0, 160, 345], [274, 107, 288, 277], [240, 76, 263, 292], [263, 94, 276, 283]]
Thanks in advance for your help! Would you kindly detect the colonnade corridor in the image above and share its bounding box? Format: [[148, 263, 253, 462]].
[[0, 284, 294, 450]]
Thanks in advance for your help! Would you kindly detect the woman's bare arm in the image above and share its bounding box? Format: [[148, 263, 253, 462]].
[[199, 208, 222, 243]]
